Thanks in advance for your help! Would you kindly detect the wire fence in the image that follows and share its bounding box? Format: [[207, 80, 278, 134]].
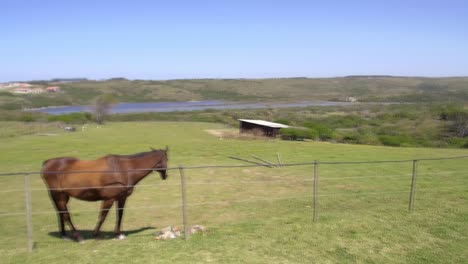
[[0, 155, 467, 253]]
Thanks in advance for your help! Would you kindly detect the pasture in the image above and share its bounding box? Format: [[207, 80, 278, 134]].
[[0, 121, 467, 263]]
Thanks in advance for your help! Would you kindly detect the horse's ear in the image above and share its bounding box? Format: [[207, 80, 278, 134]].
[[165, 146, 169, 152], [150, 147, 156, 151]]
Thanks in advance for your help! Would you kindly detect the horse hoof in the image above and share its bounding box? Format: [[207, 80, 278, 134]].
[[116, 234, 126, 240], [74, 233, 84, 243]]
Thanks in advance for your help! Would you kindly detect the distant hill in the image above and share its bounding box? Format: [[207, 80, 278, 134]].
[[50, 78, 88, 83], [344, 75, 399, 78], [1, 77, 467, 110]]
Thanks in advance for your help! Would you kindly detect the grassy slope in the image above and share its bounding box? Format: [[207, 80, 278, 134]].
[[0, 122, 467, 263], [52, 77, 468, 104]]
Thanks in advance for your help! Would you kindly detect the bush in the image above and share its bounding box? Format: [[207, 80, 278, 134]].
[[393, 110, 418, 120], [273, 119, 291, 125], [378, 135, 411, 147], [19, 113, 37, 122], [437, 104, 464, 120], [356, 133, 380, 145], [303, 122, 335, 140], [341, 132, 359, 143], [0, 102, 23, 110], [48, 112, 92, 124], [280, 128, 317, 141], [326, 115, 365, 128]]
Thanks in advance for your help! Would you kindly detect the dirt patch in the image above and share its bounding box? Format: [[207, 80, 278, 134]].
[[205, 129, 273, 140], [205, 129, 227, 137]]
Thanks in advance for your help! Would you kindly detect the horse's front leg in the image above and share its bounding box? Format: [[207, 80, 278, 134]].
[[115, 196, 128, 240], [93, 199, 114, 239]]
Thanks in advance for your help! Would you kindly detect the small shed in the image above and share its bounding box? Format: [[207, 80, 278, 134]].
[[238, 119, 289, 137]]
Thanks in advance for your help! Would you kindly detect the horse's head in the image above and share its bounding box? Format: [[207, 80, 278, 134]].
[[151, 147, 169, 180]]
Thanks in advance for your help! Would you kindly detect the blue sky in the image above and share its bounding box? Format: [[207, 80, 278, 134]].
[[1, 0, 467, 82]]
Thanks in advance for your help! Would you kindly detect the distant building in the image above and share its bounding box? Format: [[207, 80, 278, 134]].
[[345, 97, 358, 102], [46, 86, 60, 92], [238, 119, 289, 137], [12, 87, 45, 94], [31, 88, 45, 94], [12, 88, 31, 94]]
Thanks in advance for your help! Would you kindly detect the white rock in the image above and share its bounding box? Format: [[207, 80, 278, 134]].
[[190, 225, 207, 234]]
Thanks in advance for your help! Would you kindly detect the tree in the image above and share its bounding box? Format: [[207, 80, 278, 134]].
[[91, 94, 116, 125], [438, 104, 468, 137], [450, 111, 468, 137]]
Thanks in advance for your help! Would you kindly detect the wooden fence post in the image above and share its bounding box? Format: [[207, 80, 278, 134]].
[[409, 160, 418, 213], [24, 174, 34, 252], [179, 166, 190, 240], [313, 160, 319, 222]]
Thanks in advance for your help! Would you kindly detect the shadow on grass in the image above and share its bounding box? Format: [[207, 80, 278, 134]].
[[47, 227, 155, 241]]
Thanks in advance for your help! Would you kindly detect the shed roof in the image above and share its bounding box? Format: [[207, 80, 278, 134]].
[[238, 119, 289, 128]]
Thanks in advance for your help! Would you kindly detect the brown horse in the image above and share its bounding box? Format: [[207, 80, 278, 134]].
[[41, 147, 169, 242]]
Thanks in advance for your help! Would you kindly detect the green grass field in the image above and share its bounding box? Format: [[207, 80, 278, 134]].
[[0, 121, 467, 263]]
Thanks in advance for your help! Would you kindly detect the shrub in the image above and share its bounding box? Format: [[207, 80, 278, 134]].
[[19, 113, 37, 122], [378, 135, 411, 147], [341, 132, 359, 143], [281, 128, 317, 141], [303, 122, 335, 140], [393, 110, 418, 120], [273, 119, 291, 125], [326, 115, 365, 128], [48, 112, 92, 124], [1, 103, 23, 110]]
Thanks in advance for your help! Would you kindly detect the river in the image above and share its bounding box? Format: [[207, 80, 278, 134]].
[[30, 100, 361, 115]]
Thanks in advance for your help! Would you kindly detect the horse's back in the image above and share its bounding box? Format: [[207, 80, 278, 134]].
[[42, 157, 111, 171], [41, 156, 116, 188], [41, 157, 78, 182], [42, 157, 79, 172]]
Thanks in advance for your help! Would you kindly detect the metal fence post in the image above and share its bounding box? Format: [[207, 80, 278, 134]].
[[409, 160, 418, 213], [313, 160, 319, 222], [24, 174, 34, 252], [179, 166, 190, 240]]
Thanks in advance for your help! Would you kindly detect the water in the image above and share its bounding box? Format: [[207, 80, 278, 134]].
[[30, 100, 359, 115]]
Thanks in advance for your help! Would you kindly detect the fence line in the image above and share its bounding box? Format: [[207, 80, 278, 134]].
[[1, 155, 468, 177], [0, 155, 467, 252], [1, 170, 467, 194]]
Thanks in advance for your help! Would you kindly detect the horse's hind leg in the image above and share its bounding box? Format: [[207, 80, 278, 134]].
[[55, 194, 83, 242], [50, 191, 66, 238], [93, 199, 114, 239]]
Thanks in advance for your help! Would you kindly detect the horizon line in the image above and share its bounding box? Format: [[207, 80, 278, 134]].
[[4, 75, 468, 83]]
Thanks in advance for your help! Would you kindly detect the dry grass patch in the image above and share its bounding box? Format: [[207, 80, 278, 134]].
[[205, 129, 274, 140]]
